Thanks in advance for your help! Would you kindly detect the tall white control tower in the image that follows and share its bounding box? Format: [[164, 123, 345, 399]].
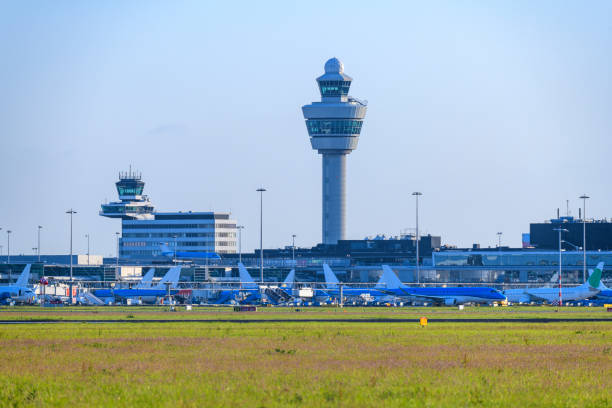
[[302, 58, 368, 244]]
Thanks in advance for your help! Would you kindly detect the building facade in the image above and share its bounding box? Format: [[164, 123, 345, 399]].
[[121, 212, 237, 258], [101, 170, 237, 260], [530, 216, 612, 251]]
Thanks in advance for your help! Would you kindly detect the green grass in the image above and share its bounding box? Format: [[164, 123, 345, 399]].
[[0, 305, 610, 321], [0, 307, 611, 407]]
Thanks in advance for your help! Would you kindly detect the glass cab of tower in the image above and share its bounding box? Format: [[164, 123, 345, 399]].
[[306, 119, 363, 135], [318, 80, 351, 97], [120, 212, 237, 259]]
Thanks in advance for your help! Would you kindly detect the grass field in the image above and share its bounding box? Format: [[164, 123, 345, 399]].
[[0, 306, 611, 407], [1, 305, 612, 321]]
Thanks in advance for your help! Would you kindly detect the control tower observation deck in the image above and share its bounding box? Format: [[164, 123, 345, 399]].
[[100, 169, 155, 220], [302, 58, 368, 244]]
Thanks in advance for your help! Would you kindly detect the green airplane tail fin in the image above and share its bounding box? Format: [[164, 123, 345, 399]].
[[588, 262, 604, 288]]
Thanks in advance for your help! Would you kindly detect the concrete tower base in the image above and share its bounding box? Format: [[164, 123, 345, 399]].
[[322, 153, 346, 244]]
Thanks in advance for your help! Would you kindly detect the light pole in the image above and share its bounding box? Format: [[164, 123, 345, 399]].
[[115, 232, 120, 275], [6, 230, 11, 264], [497, 232, 503, 248], [237, 225, 244, 263], [579, 194, 589, 282], [172, 234, 178, 263], [257, 187, 266, 283], [554, 228, 568, 307], [37, 226, 42, 262], [66, 209, 76, 304], [85, 234, 90, 265], [292, 234, 296, 263], [412, 192, 422, 284]]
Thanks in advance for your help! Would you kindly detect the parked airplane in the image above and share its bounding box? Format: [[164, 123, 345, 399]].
[[160, 244, 220, 261], [318, 264, 388, 303], [209, 264, 296, 305], [594, 282, 612, 302], [78, 269, 155, 305], [503, 262, 604, 304], [0, 264, 36, 304], [378, 265, 506, 305], [93, 266, 182, 303]]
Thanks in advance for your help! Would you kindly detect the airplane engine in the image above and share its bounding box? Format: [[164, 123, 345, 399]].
[[444, 298, 456, 306]]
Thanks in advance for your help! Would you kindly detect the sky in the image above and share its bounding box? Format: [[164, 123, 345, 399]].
[[0, 1, 611, 257]]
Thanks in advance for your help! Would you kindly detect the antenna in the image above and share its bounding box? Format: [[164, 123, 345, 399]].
[[566, 200, 569, 217]]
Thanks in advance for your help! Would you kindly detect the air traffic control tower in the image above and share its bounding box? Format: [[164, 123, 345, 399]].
[[302, 58, 368, 244]]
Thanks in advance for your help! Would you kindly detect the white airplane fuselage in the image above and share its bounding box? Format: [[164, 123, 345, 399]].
[[504, 286, 599, 303]]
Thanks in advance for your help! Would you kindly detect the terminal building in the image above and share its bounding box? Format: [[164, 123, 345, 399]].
[[529, 216, 612, 251], [100, 169, 237, 260]]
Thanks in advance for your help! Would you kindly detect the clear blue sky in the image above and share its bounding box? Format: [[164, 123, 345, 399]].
[[1, 1, 611, 256]]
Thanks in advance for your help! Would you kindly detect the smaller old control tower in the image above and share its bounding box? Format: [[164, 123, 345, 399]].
[[100, 168, 155, 220], [302, 58, 368, 244]]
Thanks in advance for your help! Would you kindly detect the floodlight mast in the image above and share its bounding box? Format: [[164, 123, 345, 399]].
[[554, 228, 568, 307], [257, 188, 266, 283], [237, 226, 244, 263], [412, 192, 423, 284], [66, 209, 77, 304], [579, 194, 589, 282]]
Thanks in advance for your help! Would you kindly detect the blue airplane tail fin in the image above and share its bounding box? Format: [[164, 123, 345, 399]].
[[160, 244, 173, 257], [15, 264, 31, 287], [281, 269, 295, 290], [153, 266, 182, 289], [238, 263, 258, 289], [378, 265, 405, 290], [323, 264, 339, 290], [136, 268, 155, 289]]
